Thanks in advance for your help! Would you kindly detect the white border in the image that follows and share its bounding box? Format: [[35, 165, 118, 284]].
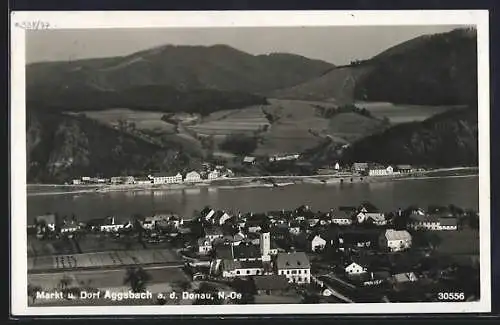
[[10, 10, 491, 316]]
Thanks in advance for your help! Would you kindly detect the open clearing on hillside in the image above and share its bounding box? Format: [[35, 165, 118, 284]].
[[354, 101, 466, 124], [71, 109, 177, 133], [68, 99, 460, 158]]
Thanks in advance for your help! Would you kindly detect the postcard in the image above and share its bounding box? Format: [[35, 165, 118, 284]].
[[10, 10, 490, 315]]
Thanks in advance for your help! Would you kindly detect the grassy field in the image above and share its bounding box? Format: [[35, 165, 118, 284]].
[[65, 99, 459, 158], [353, 101, 466, 124], [29, 248, 183, 272], [28, 266, 189, 293], [70, 109, 177, 133]]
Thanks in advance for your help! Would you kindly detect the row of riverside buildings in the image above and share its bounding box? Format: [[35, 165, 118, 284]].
[[71, 165, 234, 186]]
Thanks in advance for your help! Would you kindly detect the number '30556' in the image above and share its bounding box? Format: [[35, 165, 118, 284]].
[[438, 292, 465, 300]]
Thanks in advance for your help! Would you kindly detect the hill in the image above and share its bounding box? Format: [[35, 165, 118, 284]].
[[27, 84, 269, 116], [26, 45, 334, 94], [271, 28, 477, 106], [339, 106, 478, 167], [27, 108, 201, 183]]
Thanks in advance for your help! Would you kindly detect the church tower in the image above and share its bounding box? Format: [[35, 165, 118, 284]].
[[260, 230, 271, 262]]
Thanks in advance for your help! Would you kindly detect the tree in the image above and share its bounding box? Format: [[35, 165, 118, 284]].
[[231, 278, 256, 304], [123, 266, 152, 293], [193, 282, 224, 305], [219, 134, 258, 156], [28, 284, 42, 304], [58, 274, 73, 290]]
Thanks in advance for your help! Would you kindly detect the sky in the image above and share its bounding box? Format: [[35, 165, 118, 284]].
[[26, 25, 462, 65]]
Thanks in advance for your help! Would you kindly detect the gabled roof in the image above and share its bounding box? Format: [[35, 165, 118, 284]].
[[439, 217, 458, 226], [214, 244, 233, 260], [383, 229, 412, 241], [276, 252, 310, 269], [243, 156, 256, 163], [205, 226, 223, 236], [233, 244, 261, 260]]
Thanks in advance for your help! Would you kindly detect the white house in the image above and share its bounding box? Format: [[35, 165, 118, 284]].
[[289, 226, 301, 236], [310, 235, 327, 252], [334, 162, 340, 170], [331, 212, 353, 225], [135, 177, 152, 185], [72, 179, 82, 185], [208, 170, 220, 180], [275, 252, 311, 284], [205, 227, 224, 242], [368, 165, 394, 177], [408, 213, 458, 231], [150, 172, 183, 184], [222, 260, 265, 278], [99, 217, 124, 232], [185, 171, 202, 183], [197, 238, 212, 255], [243, 156, 256, 165], [60, 223, 79, 234], [345, 262, 367, 275], [356, 212, 386, 224], [379, 229, 412, 252]]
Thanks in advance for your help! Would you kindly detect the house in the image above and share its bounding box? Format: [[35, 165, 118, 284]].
[[252, 275, 290, 295], [185, 171, 202, 183], [392, 272, 418, 284], [408, 212, 458, 231], [203, 209, 217, 222], [289, 226, 301, 236], [439, 217, 458, 230], [275, 252, 311, 284], [233, 243, 261, 261], [110, 176, 123, 185], [356, 212, 387, 225], [309, 234, 327, 252], [352, 162, 369, 173], [205, 227, 224, 242], [150, 172, 183, 184], [345, 262, 367, 275], [207, 170, 220, 180], [269, 154, 300, 162], [368, 165, 394, 176], [222, 259, 264, 278], [197, 238, 212, 255], [60, 222, 79, 234], [334, 162, 340, 170], [99, 217, 124, 232], [331, 211, 353, 226], [72, 179, 82, 185], [243, 156, 256, 165], [214, 211, 232, 226], [124, 176, 135, 184], [141, 216, 156, 230], [379, 229, 412, 252], [35, 214, 57, 232], [135, 176, 152, 185], [396, 165, 413, 173]]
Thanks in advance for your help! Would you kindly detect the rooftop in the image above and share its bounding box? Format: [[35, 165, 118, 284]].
[[276, 252, 310, 270]]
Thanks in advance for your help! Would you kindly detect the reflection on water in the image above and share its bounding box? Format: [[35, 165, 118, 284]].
[[27, 177, 479, 224]]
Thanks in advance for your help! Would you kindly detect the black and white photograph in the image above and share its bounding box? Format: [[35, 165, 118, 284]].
[[10, 10, 491, 315]]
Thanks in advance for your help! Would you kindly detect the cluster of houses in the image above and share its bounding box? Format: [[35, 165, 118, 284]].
[[71, 165, 234, 186], [188, 201, 461, 292], [351, 163, 416, 177], [32, 212, 185, 239]]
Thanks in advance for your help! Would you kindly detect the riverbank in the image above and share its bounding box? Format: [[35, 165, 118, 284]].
[[27, 167, 478, 197]]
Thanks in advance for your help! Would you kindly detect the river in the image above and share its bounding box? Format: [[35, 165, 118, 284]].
[[26, 175, 480, 224]]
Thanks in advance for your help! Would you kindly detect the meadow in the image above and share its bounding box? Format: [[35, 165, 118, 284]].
[[66, 99, 460, 158]]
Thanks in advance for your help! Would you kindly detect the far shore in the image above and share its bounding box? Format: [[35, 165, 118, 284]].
[[27, 167, 478, 197]]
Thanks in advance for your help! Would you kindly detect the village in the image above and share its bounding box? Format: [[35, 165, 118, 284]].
[[28, 191, 480, 305], [67, 158, 425, 187]]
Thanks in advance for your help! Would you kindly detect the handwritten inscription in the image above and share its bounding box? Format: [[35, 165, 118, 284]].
[[14, 20, 51, 30]]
